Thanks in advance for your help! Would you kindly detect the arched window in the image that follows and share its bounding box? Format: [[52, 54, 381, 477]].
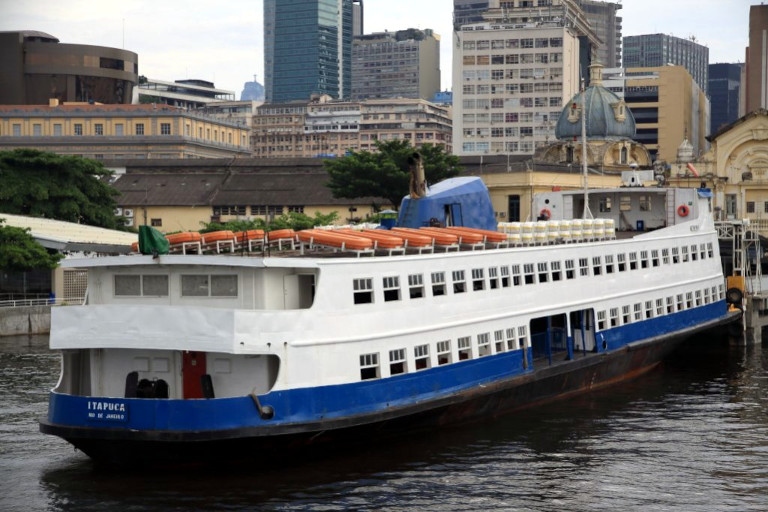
[[620, 146, 628, 164]]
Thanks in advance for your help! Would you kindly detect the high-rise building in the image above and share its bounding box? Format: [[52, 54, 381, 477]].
[[745, 4, 768, 113], [577, 1, 622, 68], [352, 29, 440, 101], [709, 63, 742, 135], [602, 66, 710, 162], [453, 0, 491, 30], [263, 0, 355, 103], [452, 0, 598, 156], [623, 33, 709, 94]]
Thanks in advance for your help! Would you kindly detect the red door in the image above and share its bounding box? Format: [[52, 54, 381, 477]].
[[182, 351, 206, 399]]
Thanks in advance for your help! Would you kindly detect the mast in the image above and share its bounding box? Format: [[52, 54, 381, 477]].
[[581, 76, 592, 219]]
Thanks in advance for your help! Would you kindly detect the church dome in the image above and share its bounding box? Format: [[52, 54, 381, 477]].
[[555, 63, 636, 141]]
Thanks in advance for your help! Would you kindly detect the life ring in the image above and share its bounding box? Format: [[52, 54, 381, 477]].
[[677, 205, 690, 217], [539, 208, 552, 220]]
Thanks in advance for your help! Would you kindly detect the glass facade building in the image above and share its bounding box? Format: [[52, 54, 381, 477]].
[[264, 0, 354, 103], [623, 33, 709, 94], [708, 63, 742, 135]]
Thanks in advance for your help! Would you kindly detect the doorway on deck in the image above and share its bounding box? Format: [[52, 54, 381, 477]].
[[182, 351, 207, 399], [570, 308, 596, 356], [530, 313, 568, 365]]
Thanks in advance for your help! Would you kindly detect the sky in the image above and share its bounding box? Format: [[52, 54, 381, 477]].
[[0, 0, 756, 97]]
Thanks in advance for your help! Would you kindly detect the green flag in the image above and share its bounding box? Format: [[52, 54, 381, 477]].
[[138, 225, 170, 255]]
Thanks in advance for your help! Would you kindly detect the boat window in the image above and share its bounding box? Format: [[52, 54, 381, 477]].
[[656, 298, 664, 316], [181, 275, 209, 297], [718, 284, 724, 300], [707, 243, 714, 258], [550, 261, 562, 281], [353, 278, 374, 304], [494, 330, 505, 353], [662, 248, 670, 265], [506, 328, 517, 350], [634, 303, 642, 321], [677, 294, 685, 310], [389, 348, 407, 375], [651, 250, 660, 267], [620, 196, 631, 211], [704, 288, 711, 304], [700, 244, 707, 259], [114, 275, 141, 296], [681, 246, 689, 262], [517, 326, 528, 349], [383, 276, 401, 302], [143, 275, 169, 296], [535, 262, 547, 283], [452, 270, 466, 294], [672, 247, 680, 263], [622, 305, 631, 324], [211, 275, 238, 297], [458, 336, 472, 360], [592, 256, 602, 276], [639, 195, 651, 211], [610, 308, 619, 327], [645, 300, 654, 319], [359, 353, 380, 380], [686, 292, 694, 309], [604, 255, 614, 274], [579, 258, 589, 277], [599, 197, 611, 213], [437, 340, 452, 365], [617, 253, 626, 272], [477, 333, 491, 356], [500, 266, 511, 287], [523, 263, 535, 284], [512, 265, 522, 286], [488, 267, 499, 289], [597, 311, 606, 330], [629, 252, 638, 270], [689, 245, 697, 261], [640, 251, 649, 269], [472, 268, 485, 291], [431, 272, 446, 296], [666, 296, 674, 314], [408, 274, 424, 299], [414, 344, 430, 370], [564, 259, 575, 279], [695, 290, 702, 306]]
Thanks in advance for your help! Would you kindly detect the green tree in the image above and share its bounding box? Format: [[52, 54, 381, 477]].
[[325, 140, 461, 210], [0, 219, 62, 271], [0, 149, 120, 229], [199, 211, 339, 233]]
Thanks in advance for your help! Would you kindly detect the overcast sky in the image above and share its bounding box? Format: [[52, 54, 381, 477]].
[[0, 0, 754, 96]]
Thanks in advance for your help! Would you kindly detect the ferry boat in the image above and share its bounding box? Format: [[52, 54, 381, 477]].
[[40, 173, 739, 466]]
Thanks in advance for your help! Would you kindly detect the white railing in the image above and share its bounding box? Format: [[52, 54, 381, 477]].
[[0, 297, 85, 308]]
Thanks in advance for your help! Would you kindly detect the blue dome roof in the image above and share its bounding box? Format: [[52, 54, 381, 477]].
[[555, 71, 636, 140]]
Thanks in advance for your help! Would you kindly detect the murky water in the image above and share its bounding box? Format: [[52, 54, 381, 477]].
[[1, 333, 766, 511]]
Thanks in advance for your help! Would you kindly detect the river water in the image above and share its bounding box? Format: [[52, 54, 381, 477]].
[[1, 332, 766, 511]]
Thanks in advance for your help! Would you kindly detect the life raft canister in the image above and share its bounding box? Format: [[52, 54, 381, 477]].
[[677, 205, 690, 217], [539, 208, 552, 220]]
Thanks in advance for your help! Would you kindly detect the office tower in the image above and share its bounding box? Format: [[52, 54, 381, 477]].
[[577, 0, 622, 67], [623, 33, 709, 94], [352, 29, 440, 100], [709, 63, 742, 134], [353, 0, 364, 36], [264, 0, 354, 103], [745, 4, 768, 113]]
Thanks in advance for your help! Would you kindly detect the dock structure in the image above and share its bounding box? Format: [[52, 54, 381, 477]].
[[717, 220, 764, 344]]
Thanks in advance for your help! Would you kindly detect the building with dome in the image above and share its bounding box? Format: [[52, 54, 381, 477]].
[[535, 62, 652, 171]]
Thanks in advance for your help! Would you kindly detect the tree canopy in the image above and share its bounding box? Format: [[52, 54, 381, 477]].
[[0, 149, 120, 229], [324, 140, 461, 210], [199, 211, 340, 233], [0, 219, 62, 271]]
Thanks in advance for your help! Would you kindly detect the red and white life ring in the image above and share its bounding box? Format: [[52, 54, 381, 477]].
[[677, 205, 690, 217], [539, 208, 551, 220]]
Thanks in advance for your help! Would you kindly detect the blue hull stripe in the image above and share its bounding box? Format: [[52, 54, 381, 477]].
[[47, 301, 728, 433]]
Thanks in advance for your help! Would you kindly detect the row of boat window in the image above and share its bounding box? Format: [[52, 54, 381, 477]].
[[353, 243, 716, 304], [359, 325, 531, 381], [596, 284, 725, 330], [114, 274, 238, 297]]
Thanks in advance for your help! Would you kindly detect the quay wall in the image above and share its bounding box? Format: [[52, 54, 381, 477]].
[[0, 306, 50, 336]]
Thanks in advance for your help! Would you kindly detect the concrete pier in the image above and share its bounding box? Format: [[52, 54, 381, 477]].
[[0, 306, 51, 337]]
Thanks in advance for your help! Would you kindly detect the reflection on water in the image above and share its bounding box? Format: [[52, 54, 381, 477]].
[[1, 333, 766, 511]]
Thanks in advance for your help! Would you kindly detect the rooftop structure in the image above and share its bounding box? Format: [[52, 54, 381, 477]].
[[137, 78, 235, 109]]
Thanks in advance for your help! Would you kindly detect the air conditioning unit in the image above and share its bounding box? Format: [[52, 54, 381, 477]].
[[114, 208, 123, 216], [124, 217, 134, 227], [123, 209, 134, 218]]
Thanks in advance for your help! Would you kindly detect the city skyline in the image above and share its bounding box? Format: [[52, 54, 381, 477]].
[[0, 0, 755, 97]]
